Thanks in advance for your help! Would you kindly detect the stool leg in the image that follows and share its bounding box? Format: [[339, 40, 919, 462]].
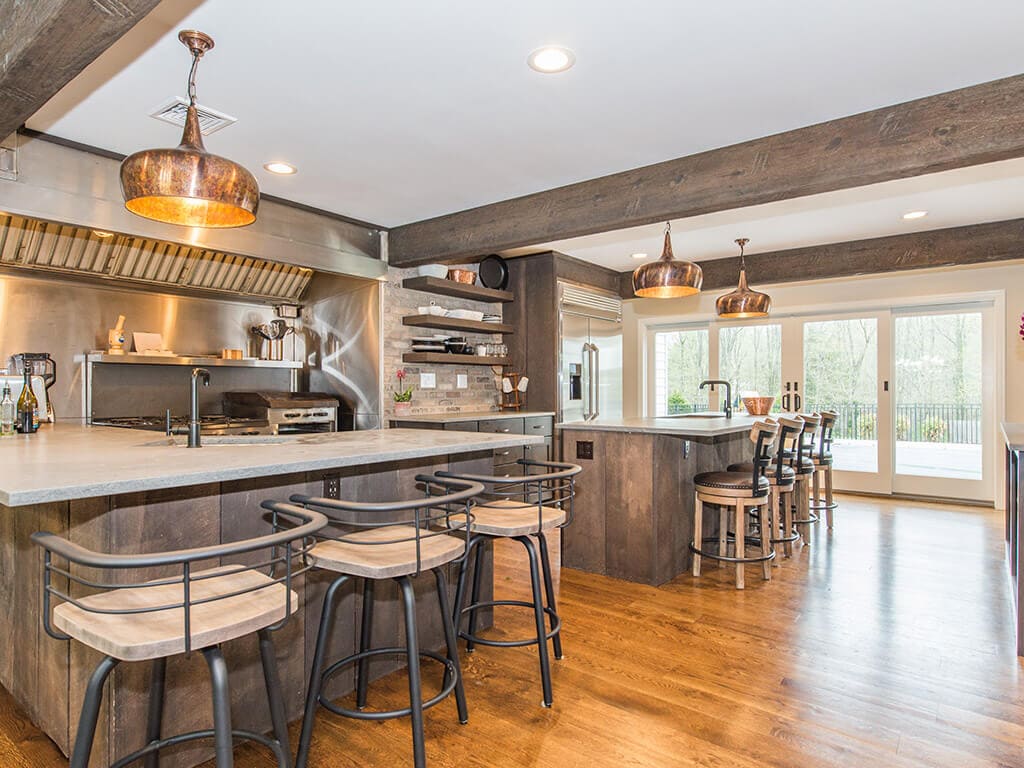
[[517, 535, 554, 707], [782, 489, 794, 557], [760, 502, 772, 581], [718, 505, 728, 561], [257, 629, 290, 767], [465, 540, 486, 653], [734, 501, 745, 590], [70, 655, 119, 768], [692, 494, 703, 577], [433, 566, 468, 724], [812, 468, 821, 510], [825, 467, 835, 529], [537, 532, 563, 660], [143, 657, 166, 768], [452, 535, 476, 630], [356, 578, 375, 710], [202, 646, 234, 768], [296, 573, 349, 768], [768, 488, 780, 567], [397, 575, 426, 768]]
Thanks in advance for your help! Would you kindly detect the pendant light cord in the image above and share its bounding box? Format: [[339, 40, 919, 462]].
[[187, 51, 201, 106]]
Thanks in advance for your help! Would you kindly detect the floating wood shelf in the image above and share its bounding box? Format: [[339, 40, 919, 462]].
[[402, 276, 514, 303], [402, 315, 514, 335], [403, 352, 508, 366]]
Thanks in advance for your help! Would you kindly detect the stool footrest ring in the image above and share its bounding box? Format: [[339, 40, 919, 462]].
[[690, 538, 776, 564], [808, 498, 839, 511], [792, 511, 819, 525], [110, 729, 283, 768], [459, 599, 561, 648], [317, 647, 458, 721]]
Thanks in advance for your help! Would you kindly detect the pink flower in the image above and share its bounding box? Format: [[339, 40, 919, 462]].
[[396, 369, 407, 380]]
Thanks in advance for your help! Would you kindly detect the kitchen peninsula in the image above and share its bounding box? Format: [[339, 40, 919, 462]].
[[560, 415, 758, 585], [0, 425, 543, 766]]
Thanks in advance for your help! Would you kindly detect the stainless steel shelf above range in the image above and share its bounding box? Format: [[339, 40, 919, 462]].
[[85, 352, 303, 369]]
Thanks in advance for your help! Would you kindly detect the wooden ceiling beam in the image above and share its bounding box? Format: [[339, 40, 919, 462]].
[[616, 218, 1024, 298], [0, 0, 162, 140], [389, 75, 1024, 267]]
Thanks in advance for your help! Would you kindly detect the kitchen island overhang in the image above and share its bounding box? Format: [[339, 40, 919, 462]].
[[558, 416, 759, 586], [0, 424, 543, 766]]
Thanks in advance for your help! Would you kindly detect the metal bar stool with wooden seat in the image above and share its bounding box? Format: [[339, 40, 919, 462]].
[[31, 503, 326, 768], [692, 420, 778, 589], [438, 459, 581, 709], [809, 409, 839, 528], [290, 475, 483, 768], [728, 415, 804, 560], [789, 412, 820, 543]]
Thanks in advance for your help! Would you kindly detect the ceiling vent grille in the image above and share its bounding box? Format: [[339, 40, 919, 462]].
[[148, 97, 237, 135], [0, 214, 312, 302]]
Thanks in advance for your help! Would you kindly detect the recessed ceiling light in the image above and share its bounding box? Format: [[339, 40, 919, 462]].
[[631, 252, 648, 260], [902, 210, 928, 220], [93, 230, 115, 238], [263, 161, 297, 175], [527, 46, 576, 74]]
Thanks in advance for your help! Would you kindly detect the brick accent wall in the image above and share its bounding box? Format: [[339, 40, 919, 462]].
[[382, 267, 503, 423]]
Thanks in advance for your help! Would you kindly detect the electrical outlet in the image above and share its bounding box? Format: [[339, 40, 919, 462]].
[[456, 373, 468, 389], [420, 372, 436, 389], [323, 475, 340, 499], [576, 441, 594, 460]]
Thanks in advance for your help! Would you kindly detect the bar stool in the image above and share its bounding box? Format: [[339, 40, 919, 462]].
[[789, 413, 820, 543], [809, 409, 839, 528], [291, 475, 483, 768], [32, 503, 326, 768], [438, 459, 581, 708], [728, 415, 804, 560], [692, 420, 778, 589]]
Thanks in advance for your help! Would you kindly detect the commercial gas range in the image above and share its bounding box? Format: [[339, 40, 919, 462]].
[[93, 391, 341, 436]]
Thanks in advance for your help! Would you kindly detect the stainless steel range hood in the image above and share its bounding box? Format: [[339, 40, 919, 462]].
[[0, 132, 388, 290], [0, 212, 313, 302]]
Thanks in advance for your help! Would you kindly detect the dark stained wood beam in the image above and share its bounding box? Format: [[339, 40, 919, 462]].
[[389, 75, 1024, 267], [616, 218, 1024, 298], [0, 0, 162, 140]]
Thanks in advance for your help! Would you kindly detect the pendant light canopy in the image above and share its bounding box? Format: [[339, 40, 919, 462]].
[[120, 30, 259, 228], [715, 238, 772, 318], [632, 222, 703, 298]]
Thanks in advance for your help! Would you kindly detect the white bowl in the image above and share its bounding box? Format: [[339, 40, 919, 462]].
[[417, 306, 431, 315], [447, 309, 485, 322], [418, 264, 449, 279], [429, 305, 447, 316]]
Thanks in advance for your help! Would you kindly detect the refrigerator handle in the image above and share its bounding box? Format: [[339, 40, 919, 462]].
[[591, 344, 600, 419], [581, 343, 592, 420]]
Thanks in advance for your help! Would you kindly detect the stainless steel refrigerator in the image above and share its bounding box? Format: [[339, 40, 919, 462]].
[[559, 283, 623, 423]]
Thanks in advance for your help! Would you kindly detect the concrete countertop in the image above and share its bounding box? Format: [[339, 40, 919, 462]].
[[391, 411, 556, 424], [0, 424, 543, 507], [1002, 422, 1024, 451], [558, 415, 760, 438]]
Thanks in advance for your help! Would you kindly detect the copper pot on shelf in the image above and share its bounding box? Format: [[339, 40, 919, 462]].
[[447, 268, 477, 285]]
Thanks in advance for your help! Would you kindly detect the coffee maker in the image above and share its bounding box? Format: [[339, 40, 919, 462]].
[[7, 353, 56, 422]]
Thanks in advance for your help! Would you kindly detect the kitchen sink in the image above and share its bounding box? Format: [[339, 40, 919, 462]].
[[660, 412, 728, 419], [145, 435, 301, 447]]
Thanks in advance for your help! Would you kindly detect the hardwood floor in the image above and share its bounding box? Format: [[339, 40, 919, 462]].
[[2, 495, 1022, 767]]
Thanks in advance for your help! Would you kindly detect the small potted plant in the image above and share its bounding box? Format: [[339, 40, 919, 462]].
[[392, 369, 413, 415]]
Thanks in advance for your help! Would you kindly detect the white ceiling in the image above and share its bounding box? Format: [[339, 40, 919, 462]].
[[27, 0, 1024, 233], [515, 157, 1024, 269]]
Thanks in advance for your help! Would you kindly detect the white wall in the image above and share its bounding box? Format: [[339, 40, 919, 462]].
[[622, 259, 1024, 506]]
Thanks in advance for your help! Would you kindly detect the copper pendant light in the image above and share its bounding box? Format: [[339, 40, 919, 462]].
[[716, 238, 772, 318], [120, 30, 259, 228], [632, 222, 703, 298]]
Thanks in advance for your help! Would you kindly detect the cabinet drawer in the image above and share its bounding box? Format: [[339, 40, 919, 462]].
[[478, 418, 524, 434], [523, 416, 554, 436], [492, 460, 526, 478], [443, 421, 479, 432], [492, 446, 522, 464], [523, 437, 552, 463]]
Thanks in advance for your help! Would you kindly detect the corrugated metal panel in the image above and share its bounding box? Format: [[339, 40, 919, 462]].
[[559, 283, 623, 321], [0, 214, 312, 301]]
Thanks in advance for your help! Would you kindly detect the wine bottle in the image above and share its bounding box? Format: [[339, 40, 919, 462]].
[[0, 383, 14, 437], [16, 365, 37, 434]]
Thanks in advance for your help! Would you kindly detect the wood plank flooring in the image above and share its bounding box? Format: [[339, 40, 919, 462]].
[[1, 494, 1021, 767]]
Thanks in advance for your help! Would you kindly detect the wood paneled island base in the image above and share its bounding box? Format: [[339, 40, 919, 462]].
[[560, 418, 754, 585]]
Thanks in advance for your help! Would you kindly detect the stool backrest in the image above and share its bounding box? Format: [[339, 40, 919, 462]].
[[289, 475, 484, 576], [32, 504, 327, 653], [437, 459, 582, 532], [796, 413, 821, 463], [817, 410, 838, 459], [747, 419, 779, 491], [773, 415, 804, 480]]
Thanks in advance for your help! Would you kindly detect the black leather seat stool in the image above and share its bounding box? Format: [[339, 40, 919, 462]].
[[808, 409, 839, 528]]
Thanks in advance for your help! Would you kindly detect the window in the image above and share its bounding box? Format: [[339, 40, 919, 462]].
[[718, 324, 782, 409], [652, 328, 709, 416]]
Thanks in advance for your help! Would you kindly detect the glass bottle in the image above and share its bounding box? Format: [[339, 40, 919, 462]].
[[16, 365, 37, 433], [0, 383, 13, 437]]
